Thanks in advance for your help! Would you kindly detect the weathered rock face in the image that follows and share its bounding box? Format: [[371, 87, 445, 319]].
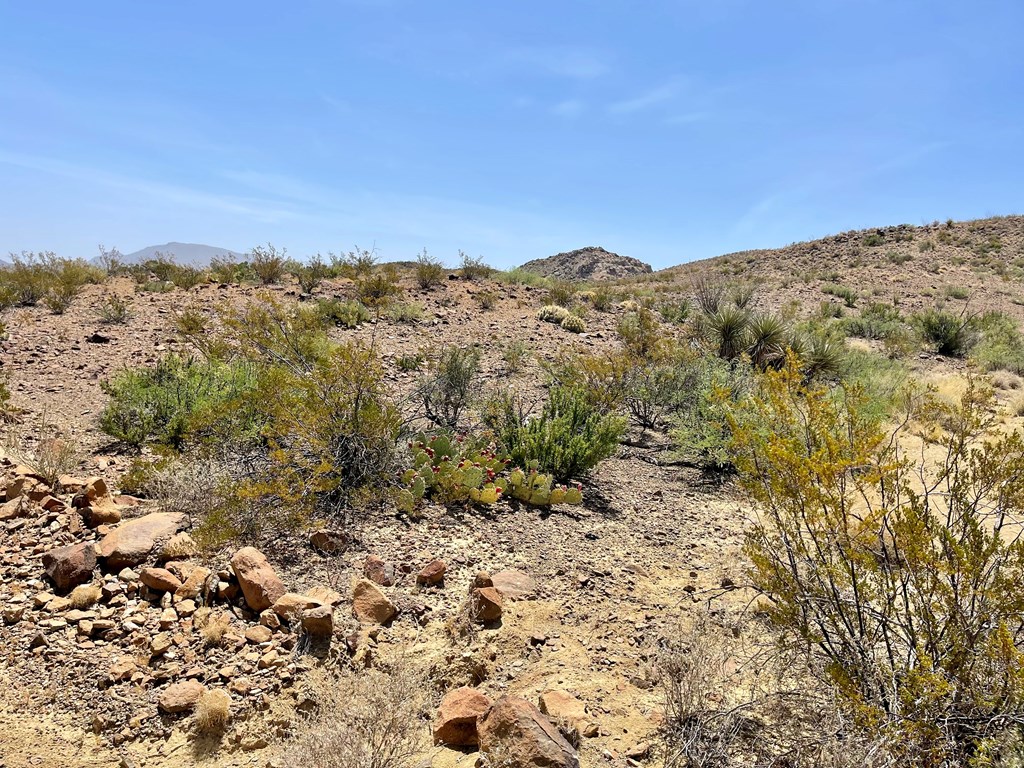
[[42, 542, 96, 592], [300, 604, 333, 639], [230, 547, 286, 612], [351, 578, 396, 625], [478, 696, 580, 768], [470, 586, 503, 623], [158, 680, 205, 714], [271, 593, 322, 622], [491, 570, 537, 600], [433, 687, 492, 747], [98, 512, 184, 570], [538, 691, 595, 736]]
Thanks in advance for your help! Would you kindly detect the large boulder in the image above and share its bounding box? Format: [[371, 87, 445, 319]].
[[230, 547, 286, 612], [42, 542, 97, 592], [98, 512, 184, 570], [433, 687, 492, 747], [478, 697, 580, 768], [351, 578, 396, 625]]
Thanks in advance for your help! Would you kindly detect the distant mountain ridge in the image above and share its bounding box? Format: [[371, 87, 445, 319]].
[[520, 246, 652, 281], [115, 242, 244, 267]]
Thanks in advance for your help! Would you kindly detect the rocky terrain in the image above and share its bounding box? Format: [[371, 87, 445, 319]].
[[520, 247, 652, 282], [3, 215, 1024, 767]]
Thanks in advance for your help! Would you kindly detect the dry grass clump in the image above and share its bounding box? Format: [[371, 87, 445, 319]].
[[160, 532, 199, 560], [68, 583, 102, 609], [286, 662, 426, 768], [201, 611, 232, 647], [194, 688, 231, 734]]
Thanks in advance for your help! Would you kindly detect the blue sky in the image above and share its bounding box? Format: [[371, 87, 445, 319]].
[[1, 1, 1021, 268]]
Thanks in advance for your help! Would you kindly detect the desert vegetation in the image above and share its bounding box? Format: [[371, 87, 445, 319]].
[[6, 217, 1024, 766]]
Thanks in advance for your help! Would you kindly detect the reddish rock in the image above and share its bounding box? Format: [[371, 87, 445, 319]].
[[470, 586, 503, 623], [271, 592, 322, 622], [230, 547, 286, 612], [479, 697, 580, 768], [472, 571, 494, 589], [416, 559, 447, 586], [85, 499, 122, 527], [538, 691, 593, 733], [301, 604, 334, 639], [42, 542, 97, 593], [351, 578, 396, 625], [491, 570, 537, 599], [158, 680, 205, 714], [98, 512, 184, 570], [433, 687, 492, 747], [309, 529, 348, 554], [0, 496, 29, 521], [175, 565, 212, 601], [139, 567, 183, 593], [363, 555, 396, 586]]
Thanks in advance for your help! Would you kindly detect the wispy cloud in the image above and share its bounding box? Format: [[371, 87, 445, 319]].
[[551, 99, 585, 118], [0, 150, 297, 222], [503, 46, 612, 80], [608, 80, 683, 114]]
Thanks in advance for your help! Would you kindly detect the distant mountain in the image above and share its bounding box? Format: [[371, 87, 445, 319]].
[[116, 242, 245, 267], [520, 246, 652, 282]]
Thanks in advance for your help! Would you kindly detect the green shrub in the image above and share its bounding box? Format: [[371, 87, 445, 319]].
[[474, 291, 497, 310], [658, 299, 690, 324], [590, 286, 615, 312], [294, 254, 328, 294], [488, 386, 624, 482], [414, 249, 446, 289], [973, 311, 1024, 375], [887, 250, 913, 265], [943, 285, 970, 300], [670, 355, 749, 471], [417, 346, 481, 429], [387, 301, 424, 324], [617, 307, 665, 359], [730, 282, 756, 309], [250, 243, 287, 285], [100, 355, 259, 449], [356, 266, 403, 310], [502, 340, 530, 374], [914, 308, 977, 356], [822, 283, 858, 308], [692, 277, 724, 314], [729, 365, 1024, 764], [43, 282, 80, 314], [459, 251, 492, 281], [97, 294, 132, 324], [396, 353, 424, 372], [842, 302, 906, 341], [332, 247, 377, 279], [317, 298, 370, 328], [547, 280, 577, 307], [705, 307, 750, 361], [862, 231, 884, 246], [0, 252, 103, 307], [494, 268, 545, 286], [210, 256, 249, 284]]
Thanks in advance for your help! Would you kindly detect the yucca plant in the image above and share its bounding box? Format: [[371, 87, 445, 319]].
[[746, 314, 788, 369], [707, 307, 750, 361]]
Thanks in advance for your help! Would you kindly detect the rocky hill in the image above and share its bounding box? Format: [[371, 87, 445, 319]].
[[117, 242, 244, 267], [520, 246, 652, 281]]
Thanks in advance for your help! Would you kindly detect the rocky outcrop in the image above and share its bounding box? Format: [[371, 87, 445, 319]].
[[520, 246, 652, 282], [230, 547, 286, 612], [433, 687, 492, 747], [98, 512, 184, 570]]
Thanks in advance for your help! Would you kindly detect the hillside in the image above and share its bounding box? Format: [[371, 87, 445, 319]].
[[3, 215, 1024, 766], [520, 246, 652, 281]]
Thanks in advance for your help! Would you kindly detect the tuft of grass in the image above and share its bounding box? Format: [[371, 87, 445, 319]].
[[68, 584, 102, 609], [201, 611, 232, 647], [194, 688, 231, 734]]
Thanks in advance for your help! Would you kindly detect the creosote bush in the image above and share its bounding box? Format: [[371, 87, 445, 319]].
[[414, 249, 446, 289], [250, 243, 287, 285], [417, 346, 481, 429], [728, 360, 1024, 764]]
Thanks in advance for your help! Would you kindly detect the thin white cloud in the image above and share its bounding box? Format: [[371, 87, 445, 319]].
[[608, 81, 682, 114], [551, 99, 586, 118], [503, 46, 612, 80]]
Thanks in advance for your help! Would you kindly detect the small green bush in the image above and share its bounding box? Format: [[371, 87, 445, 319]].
[[502, 340, 530, 374], [294, 254, 328, 294], [250, 243, 287, 285], [489, 386, 625, 482], [356, 266, 403, 310], [973, 311, 1024, 375], [589, 286, 615, 312], [387, 302, 424, 324], [414, 249, 446, 289], [822, 283, 858, 308], [459, 251, 492, 281], [494, 268, 545, 286], [100, 355, 259, 449], [914, 308, 977, 357], [862, 231, 884, 246], [97, 294, 132, 324], [317, 298, 370, 328], [547, 280, 577, 307], [842, 302, 906, 341], [474, 291, 498, 310]]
